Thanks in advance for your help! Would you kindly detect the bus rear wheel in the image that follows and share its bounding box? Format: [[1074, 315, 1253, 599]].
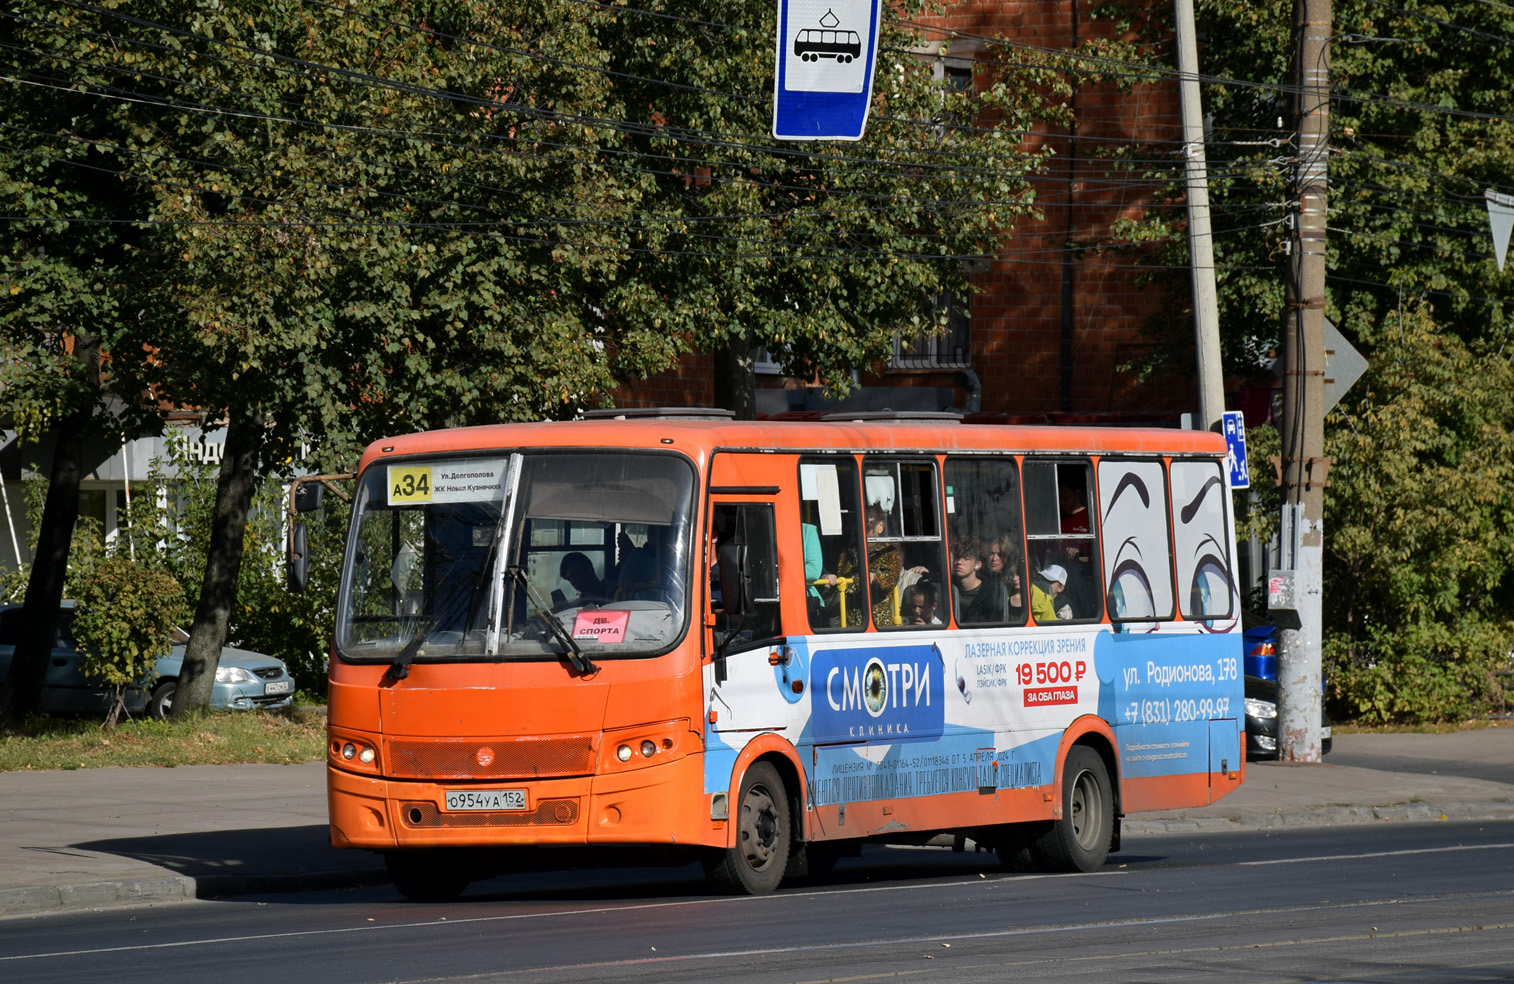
[[1030, 746, 1113, 873], [385, 851, 470, 902], [704, 762, 790, 895]]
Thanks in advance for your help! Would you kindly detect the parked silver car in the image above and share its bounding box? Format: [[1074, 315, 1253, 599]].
[[0, 602, 294, 718]]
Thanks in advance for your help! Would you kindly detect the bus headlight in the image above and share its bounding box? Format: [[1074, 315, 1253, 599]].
[[329, 731, 381, 775], [599, 721, 691, 773]]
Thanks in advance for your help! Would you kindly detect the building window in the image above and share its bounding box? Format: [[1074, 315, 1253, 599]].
[[752, 346, 783, 375], [892, 291, 970, 369]]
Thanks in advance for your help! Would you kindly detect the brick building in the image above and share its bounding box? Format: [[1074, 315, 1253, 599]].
[[613, 1, 1196, 420]]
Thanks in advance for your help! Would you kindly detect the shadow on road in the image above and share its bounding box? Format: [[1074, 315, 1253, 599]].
[[73, 824, 388, 897], [65, 827, 1128, 907]]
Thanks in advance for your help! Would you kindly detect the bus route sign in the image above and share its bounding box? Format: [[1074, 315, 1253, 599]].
[[773, 0, 882, 141]]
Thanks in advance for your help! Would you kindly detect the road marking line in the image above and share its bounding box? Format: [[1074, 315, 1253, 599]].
[[0, 870, 1121, 962], [1239, 843, 1514, 866]]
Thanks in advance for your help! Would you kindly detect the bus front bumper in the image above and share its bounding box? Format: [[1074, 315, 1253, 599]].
[[328, 752, 717, 851]]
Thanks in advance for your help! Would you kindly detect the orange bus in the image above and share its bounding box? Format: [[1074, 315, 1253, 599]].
[[321, 409, 1245, 899]]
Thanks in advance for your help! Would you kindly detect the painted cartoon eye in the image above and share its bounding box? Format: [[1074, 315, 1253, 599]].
[[1188, 550, 1231, 619], [1109, 536, 1156, 619]]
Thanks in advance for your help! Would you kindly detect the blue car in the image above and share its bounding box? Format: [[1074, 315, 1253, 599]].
[[0, 602, 293, 718], [1242, 617, 1332, 759]]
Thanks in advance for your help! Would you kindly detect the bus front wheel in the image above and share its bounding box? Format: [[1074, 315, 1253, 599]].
[[704, 762, 790, 895], [1031, 746, 1113, 873]]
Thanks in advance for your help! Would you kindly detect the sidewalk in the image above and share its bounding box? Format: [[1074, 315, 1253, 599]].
[[2, 730, 1512, 917]]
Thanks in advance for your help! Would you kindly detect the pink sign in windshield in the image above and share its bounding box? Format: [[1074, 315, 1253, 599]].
[[572, 609, 629, 644]]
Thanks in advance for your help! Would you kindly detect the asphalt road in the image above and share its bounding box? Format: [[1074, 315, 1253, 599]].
[[4, 820, 1513, 984]]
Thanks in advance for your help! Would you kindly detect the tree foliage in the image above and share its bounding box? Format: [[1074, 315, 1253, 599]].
[[1106, 0, 1514, 720], [4, 0, 1072, 712], [1322, 308, 1514, 722]]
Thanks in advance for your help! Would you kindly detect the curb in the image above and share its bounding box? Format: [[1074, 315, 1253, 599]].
[[1122, 800, 1514, 835], [1, 866, 389, 919]]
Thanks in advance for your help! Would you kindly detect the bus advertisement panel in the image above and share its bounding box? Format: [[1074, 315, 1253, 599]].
[[321, 414, 1244, 900]]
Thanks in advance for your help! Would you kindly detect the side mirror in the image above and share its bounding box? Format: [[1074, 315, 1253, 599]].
[[286, 521, 309, 593], [293, 482, 325, 514]]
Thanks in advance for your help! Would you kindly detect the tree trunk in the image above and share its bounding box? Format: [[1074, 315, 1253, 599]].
[[0, 333, 100, 721], [712, 330, 757, 421], [171, 408, 264, 716]]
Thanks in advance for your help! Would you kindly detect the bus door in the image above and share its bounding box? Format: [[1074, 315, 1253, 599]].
[[704, 492, 786, 734]]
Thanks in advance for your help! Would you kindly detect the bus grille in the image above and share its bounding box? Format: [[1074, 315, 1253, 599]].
[[400, 798, 580, 828], [384, 735, 597, 779]]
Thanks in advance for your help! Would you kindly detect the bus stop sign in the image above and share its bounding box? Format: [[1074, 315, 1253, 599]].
[[773, 0, 882, 141], [1222, 410, 1249, 489]]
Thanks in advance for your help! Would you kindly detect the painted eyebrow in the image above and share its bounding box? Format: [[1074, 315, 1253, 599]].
[[1104, 472, 1150, 517], [1180, 475, 1222, 524]]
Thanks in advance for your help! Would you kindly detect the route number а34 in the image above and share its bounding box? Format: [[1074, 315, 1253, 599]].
[[391, 467, 433, 503]]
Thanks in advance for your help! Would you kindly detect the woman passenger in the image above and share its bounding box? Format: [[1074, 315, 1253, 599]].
[[835, 504, 901, 628]]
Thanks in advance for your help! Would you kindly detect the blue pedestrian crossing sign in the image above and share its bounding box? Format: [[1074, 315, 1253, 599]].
[[1222, 410, 1250, 489], [773, 0, 882, 141]]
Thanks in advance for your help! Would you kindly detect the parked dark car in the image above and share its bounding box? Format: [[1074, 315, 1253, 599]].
[[0, 602, 293, 718], [1243, 617, 1332, 759]]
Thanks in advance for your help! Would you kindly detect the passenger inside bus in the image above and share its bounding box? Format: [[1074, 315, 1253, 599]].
[[613, 528, 663, 601], [802, 521, 839, 625], [1031, 564, 1071, 622], [952, 536, 1002, 624], [986, 536, 1024, 621], [904, 582, 942, 625], [1055, 468, 1100, 620], [836, 504, 900, 628], [558, 552, 612, 607]]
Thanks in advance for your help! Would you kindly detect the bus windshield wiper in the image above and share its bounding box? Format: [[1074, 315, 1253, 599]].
[[384, 618, 436, 681], [506, 566, 599, 676]]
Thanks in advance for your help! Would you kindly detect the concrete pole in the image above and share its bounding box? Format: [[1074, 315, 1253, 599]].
[[1276, 0, 1330, 763], [1174, 0, 1225, 432]]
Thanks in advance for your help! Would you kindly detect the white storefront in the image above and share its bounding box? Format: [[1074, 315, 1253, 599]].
[[0, 423, 307, 572]]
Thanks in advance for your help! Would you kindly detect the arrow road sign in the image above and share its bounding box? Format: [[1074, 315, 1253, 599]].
[[773, 0, 882, 141], [1488, 189, 1514, 272]]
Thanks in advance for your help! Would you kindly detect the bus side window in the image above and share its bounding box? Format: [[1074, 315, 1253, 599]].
[[1097, 459, 1175, 622], [1023, 459, 1102, 622], [1170, 460, 1235, 621], [864, 459, 946, 629], [945, 457, 1026, 626], [799, 456, 863, 631]]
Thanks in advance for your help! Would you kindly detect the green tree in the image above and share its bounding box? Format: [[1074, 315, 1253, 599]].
[[6, 0, 1071, 713], [126, 438, 345, 698], [1106, 0, 1514, 719], [0, 37, 142, 716], [1322, 307, 1514, 721], [71, 558, 186, 727]]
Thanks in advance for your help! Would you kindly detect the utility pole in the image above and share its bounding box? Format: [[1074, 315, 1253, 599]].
[[1274, 0, 1330, 763], [1173, 0, 1225, 431]]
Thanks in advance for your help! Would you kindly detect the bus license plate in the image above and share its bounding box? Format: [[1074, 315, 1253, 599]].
[[445, 789, 527, 812]]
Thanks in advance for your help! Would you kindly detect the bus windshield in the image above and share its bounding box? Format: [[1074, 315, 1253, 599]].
[[335, 450, 695, 663]]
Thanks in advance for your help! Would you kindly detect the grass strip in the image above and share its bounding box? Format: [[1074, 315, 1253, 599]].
[[0, 708, 325, 771]]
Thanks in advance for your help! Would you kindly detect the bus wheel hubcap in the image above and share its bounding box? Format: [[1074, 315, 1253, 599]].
[[741, 785, 779, 868]]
